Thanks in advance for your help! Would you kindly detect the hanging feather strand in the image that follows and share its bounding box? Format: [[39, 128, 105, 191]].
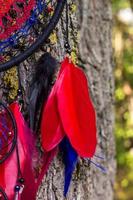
[[29, 52, 58, 131], [60, 137, 78, 196]]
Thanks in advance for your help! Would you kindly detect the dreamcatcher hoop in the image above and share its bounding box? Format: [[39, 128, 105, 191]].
[[0, 101, 17, 164], [0, 0, 66, 72]]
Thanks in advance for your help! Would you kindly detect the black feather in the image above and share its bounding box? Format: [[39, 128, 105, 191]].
[[29, 53, 58, 131]]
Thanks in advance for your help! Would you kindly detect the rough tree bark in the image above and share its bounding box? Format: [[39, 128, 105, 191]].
[[1, 0, 116, 199], [37, 0, 116, 199]]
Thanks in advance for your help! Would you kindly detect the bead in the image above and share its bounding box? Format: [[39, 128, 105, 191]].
[[14, 185, 20, 192], [8, 131, 12, 136], [18, 178, 25, 184], [64, 42, 70, 49], [64, 42, 71, 54], [17, 89, 22, 96], [66, 48, 71, 54]]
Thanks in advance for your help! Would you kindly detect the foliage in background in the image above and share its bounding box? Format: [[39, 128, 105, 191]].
[[112, 0, 133, 200]]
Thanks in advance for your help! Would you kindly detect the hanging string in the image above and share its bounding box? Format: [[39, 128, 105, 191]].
[[65, 1, 69, 46], [61, 0, 71, 54], [0, 186, 8, 200], [14, 66, 25, 198], [16, 66, 24, 107]]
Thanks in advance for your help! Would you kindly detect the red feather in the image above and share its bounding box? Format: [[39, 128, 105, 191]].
[[5, 102, 36, 200], [41, 58, 97, 158], [0, 102, 57, 199], [41, 81, 65, 151], [0, 165, 5, 189]]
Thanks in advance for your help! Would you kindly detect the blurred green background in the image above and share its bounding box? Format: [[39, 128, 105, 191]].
[[112, 0, 133, 200]]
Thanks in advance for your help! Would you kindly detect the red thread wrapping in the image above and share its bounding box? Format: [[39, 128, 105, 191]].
[[0, 0, 35, 39], [0, 0, 14, 16]]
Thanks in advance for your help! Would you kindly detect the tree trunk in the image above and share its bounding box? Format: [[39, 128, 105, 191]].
[[37, 0, 116, 200], [1, 0, 116, 199]]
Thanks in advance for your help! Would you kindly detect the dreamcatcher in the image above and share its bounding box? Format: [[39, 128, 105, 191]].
[[0, 0, 106, 199], [0, 0, 66, 71]]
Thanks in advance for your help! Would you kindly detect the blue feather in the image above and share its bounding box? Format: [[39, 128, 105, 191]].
[[60, 137, 78, 197]]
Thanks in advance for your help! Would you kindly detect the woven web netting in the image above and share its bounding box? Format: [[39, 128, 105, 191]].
[[0, 0, 58, 64]]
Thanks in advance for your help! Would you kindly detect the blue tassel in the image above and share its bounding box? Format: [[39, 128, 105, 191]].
[[60, 137, 78, 197]]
